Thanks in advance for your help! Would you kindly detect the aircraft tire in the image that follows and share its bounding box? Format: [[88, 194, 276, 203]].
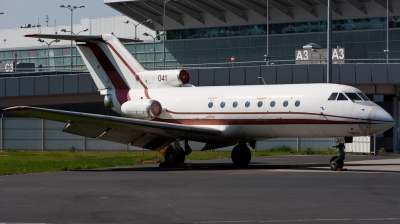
[[330, 156, 344, 170], [231, 144, 251, 167], [165, 146, 179, 166], [177, 153, 185, 164]]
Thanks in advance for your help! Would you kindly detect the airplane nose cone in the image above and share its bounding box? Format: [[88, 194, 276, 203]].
[[368, 107, 395, 135]]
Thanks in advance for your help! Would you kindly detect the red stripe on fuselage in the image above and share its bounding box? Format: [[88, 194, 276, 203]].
[[104, 42, 151, 99], [153, 118, 377, 126], [164, 110, 387, 123]]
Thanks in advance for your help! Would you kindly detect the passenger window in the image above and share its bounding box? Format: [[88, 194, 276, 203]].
[[208, 102, 213, 108], [220, 102, 225, 108], [328, 93, 338, 100], [257, 101, 263, 107], [295, 100, 300, 107], [232, 101, 238, 108], [337, 93, 348, 101], [345, 93, 362, 101], [283, 101, 288, 107], [357, 92, 370, 101], [270, 101, 275, 107], [245, 101, 250, 108]]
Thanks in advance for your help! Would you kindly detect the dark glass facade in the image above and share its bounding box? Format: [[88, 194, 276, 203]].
[[1, 16, 400, 71]]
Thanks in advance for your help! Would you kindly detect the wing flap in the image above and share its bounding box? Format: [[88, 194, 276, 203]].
[[63, 123, 106, 138]]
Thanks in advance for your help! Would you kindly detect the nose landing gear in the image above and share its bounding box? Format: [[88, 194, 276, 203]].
[[330, 143, 345, 171]]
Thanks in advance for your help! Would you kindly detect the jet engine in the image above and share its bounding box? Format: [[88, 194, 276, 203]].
[[121, 99, 162, 120], [139, 69, 190, 87]]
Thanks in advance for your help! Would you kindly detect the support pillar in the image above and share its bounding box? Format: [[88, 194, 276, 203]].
[[396, 95, 400, 153]]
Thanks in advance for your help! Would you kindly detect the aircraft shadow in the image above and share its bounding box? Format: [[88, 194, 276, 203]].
[[74, 162, 400, 174]]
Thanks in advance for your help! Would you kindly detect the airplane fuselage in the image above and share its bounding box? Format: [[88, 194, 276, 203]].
[[108, 83, 393, 142]]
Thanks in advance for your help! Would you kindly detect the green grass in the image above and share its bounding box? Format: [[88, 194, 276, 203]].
[[0, 147, 339, 175]]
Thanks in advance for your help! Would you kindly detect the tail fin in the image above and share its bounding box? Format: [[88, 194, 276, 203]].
[[25, 34, 147, 91]]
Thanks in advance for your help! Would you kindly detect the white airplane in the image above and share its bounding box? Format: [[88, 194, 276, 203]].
[[4, 34, 394, 170]]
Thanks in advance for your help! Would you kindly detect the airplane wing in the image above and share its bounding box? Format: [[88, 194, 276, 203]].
[[4, 106, 222, 151], [25, 34, 141, 43]]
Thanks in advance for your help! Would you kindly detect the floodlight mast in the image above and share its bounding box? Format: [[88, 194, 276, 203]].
[[37, 38, 60, 68], [59, 4, 85, 69], [123, 19, 153, 57]]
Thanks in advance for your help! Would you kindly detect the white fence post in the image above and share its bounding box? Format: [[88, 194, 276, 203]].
[[84, 137, 86, 151]]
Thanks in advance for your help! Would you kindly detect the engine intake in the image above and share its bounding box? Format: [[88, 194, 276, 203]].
[[178, 70, 190, 84], [121, 100, 162, 120]]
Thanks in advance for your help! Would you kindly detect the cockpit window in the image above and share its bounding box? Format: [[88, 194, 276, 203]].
[[328, 93, 338, 100], [337, 93, 348, 101], [345, 93, 362, 101], [357, 92, 370, 101]]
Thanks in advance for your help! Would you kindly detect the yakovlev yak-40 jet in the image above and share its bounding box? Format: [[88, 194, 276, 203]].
[[5, 34, 394, 170]]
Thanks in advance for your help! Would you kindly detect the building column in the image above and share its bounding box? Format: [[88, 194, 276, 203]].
[[394, 87, 400, 153], [394, 97, 398, 152]]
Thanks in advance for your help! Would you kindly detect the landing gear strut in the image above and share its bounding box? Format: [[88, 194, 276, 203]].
[[330, 143, 345, 171], [164, 140, 192, 167], [231, 143, 252, 167]]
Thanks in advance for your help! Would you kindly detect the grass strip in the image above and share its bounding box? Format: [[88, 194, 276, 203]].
[[0, 147, 339, 175]]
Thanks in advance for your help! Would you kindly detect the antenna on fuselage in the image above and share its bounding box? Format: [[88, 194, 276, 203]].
[[258, 77, 267, 85]]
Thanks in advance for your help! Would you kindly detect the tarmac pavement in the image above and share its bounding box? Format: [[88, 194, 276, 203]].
[[0, 155, 399, 223]]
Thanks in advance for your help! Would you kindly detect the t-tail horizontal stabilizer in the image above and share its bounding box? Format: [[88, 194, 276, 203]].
[[25, 34, 141, 43]]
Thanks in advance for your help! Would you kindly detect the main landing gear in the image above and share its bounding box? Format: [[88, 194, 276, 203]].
[[330, 143, 345, 171], [231, 143, 252, 167], [163, 140, 192, 167]]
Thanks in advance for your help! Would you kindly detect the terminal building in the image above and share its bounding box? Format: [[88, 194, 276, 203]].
[[0, 0, 399, 152]]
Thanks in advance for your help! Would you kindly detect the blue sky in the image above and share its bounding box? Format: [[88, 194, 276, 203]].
[[0, 0, 121, 29]]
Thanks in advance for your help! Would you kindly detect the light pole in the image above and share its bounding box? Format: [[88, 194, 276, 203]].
[[61, 28, 88, 69], [143, 32, 165, 69], [266, 0, 269, 60], [123, 19, 153, 57], [61, 28, 88, 35], [385, 0, 389, 63], [327, 0, 332, 83], [59, 4, 85, 69], [163, 0, 170, 69], [37, 38, 60, 69]]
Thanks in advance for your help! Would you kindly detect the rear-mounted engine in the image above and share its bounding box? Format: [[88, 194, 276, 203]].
[[121, 99, 162, 120], [178, 70, 190, 84]]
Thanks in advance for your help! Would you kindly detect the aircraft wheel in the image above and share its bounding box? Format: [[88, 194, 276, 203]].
[[164, 146, 184, 166], [177, 153, 185, 164], [231, 144, 251, 167], [330, 156, 344, 170], [165, 146, 178, 166]]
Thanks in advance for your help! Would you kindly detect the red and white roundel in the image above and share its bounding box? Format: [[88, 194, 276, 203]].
[[178, 70, 190, 84]]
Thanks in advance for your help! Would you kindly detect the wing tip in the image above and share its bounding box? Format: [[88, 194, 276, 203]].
[[4, 106, 31, 111]]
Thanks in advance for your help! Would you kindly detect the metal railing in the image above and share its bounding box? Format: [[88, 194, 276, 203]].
[[0, 67, 89, 77], [145, 58, 400, 70]]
